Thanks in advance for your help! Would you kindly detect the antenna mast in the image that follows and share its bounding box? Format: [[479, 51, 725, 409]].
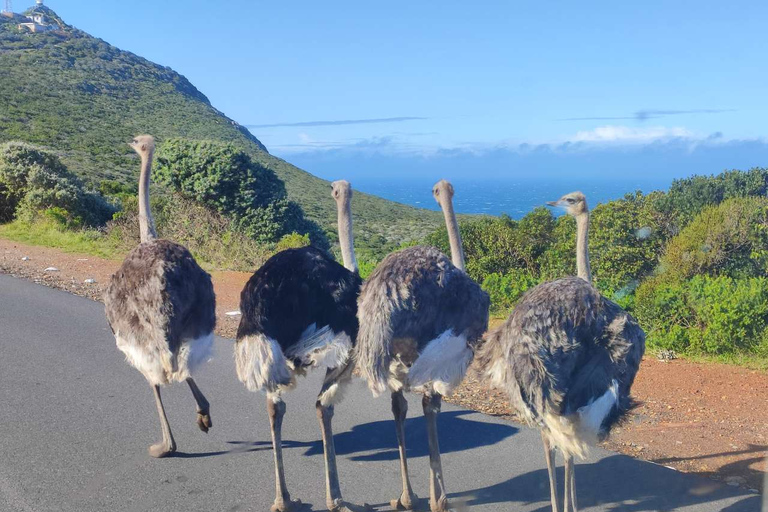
[[2, 1, 12, 15]]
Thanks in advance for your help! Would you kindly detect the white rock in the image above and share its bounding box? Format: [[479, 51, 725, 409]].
[[44, 267, 59, 272], [21, 256, 30, 261], [84, 278, 96, 284], [225, 311, 242, 316]]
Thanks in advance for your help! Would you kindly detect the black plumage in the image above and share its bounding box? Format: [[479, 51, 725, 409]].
[[234, 180, 362, 512], [237, 247, 360, 357]]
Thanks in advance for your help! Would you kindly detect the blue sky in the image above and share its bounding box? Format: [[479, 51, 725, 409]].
[[43, 1, 768, 185]]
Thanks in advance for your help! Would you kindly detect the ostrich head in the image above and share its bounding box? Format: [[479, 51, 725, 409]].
[[331, 180, 353, 204], [547, 191, 588, 217], [129, 135, 155, 157], [432, 179, 455, 208]]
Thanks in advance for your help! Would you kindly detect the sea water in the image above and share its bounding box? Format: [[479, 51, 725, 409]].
[[352, 177, 674, 218]]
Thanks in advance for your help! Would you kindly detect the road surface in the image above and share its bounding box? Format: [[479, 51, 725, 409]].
[[0, 274, 761, 511]]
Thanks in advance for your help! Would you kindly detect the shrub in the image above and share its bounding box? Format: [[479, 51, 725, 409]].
[[635, 275, 768, 356], [276, 232, 310, 252], [652, 167, 768, 235], [482, 269, 539, 315], [661, 196, 768, 280], [106, 193, 273, 271], [0, 142, 114, 225], [155, 139, 326, 246]]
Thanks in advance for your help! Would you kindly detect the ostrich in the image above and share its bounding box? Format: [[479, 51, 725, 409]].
[[234, 180, 362, 512], [474, 191, 645, 512], [104, 135, 216, 458], [355, 180, 490, 512]]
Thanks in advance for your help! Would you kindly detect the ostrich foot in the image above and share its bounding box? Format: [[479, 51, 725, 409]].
[[429, 496, 450, 512], [270, 497, 301, 512], [196, 411, 212, 433], [329, 498, 374, 512], [148, 440, 176, 458], [390, 491, 419, 510]]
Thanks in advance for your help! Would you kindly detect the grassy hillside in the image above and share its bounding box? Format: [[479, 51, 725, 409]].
[[0, 5, 441, 256]]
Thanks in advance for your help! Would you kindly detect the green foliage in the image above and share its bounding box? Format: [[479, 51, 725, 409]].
[[106, 194, 275, 271], [661, 197, 768, 280], [652, 168, 768, 235], [0, 11, 442, 257], [155, 139, 319, 244], [482, 270, 539, 315], [636, 275, 768, 356], [588, 193, 664, 295], [0, 142, 114, 226], [425, 209, 555, 284], [276, 232, 311, 252]]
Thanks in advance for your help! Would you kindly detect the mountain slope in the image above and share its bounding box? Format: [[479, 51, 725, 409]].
[[0, 5, 441, 255]]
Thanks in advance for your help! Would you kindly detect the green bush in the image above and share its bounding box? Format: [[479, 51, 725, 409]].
[[661, 196, 768, 280], [276, 232, 310, 252], [106, 193, 274, 271], [635, 275, 768, 356], [652, 167, 768, 235], [481, 269, 539, 315], [155, 139, 326, 247], [0, 142, 114, 225]]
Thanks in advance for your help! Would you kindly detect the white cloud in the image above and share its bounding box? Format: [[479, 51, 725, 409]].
[[570, 125, 693, 143]]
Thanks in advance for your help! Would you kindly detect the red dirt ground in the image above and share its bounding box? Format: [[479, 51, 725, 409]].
[[2, 238, 765, 493]]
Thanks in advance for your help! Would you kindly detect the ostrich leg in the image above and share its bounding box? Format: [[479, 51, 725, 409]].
[[423, 393, 449, 512], [316, 367, 353, 512], [541, 433, 560, 512], [149, 385, 176, 458], [391, 390, 418, 510], [267, 396, 300, 512], [186, 377, 212, 432], [564, 455, 578, 512]]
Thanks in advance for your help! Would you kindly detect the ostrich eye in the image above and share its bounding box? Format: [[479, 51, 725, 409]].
[[567, 198, 575, 203]]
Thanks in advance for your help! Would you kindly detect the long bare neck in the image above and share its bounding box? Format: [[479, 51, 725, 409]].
[[138, 152, 157, 243], [337, 197, 358, 273], [575, 212, 591, 283], [441, 198, 465, 271]]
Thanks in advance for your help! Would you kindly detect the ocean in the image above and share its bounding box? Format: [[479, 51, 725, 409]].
[[352, 177, 675, 218]]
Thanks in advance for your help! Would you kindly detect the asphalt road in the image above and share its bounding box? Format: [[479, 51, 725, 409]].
[[0, 273, 761, 512]]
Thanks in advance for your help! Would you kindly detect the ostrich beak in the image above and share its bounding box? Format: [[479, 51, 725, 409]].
[[546, 200, 560, 207]]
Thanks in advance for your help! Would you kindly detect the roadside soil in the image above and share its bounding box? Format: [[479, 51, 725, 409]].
[[2, 237, 766, 494]]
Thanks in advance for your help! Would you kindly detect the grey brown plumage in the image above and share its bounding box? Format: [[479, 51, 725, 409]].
[[104, 135, 216, 458], [355, 180, 489, 512], [475, 277, 644, 457], [475, 191, 644, 512], [105, 240, 216, 385], [356, 245, 489, 396]]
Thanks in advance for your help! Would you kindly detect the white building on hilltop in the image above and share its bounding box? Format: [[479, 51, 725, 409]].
[[18, 2, 52, 32]]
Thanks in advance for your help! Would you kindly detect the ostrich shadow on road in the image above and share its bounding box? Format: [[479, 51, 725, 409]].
[[450, 454, 761, 512], [301, 410, 518, 461]]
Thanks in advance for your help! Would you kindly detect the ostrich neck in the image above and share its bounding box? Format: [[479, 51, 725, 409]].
[[441, 199, 466, 271], [138, 152, 157, 243], [576, 212, 591, 283], [337, 197, 358, 273]]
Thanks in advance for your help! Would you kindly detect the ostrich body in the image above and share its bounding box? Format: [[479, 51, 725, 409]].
[[475, 192, 645, 512], [234, 181, 362, 512], [355, 180, 490, 512], [104, 135, 216, 458]]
